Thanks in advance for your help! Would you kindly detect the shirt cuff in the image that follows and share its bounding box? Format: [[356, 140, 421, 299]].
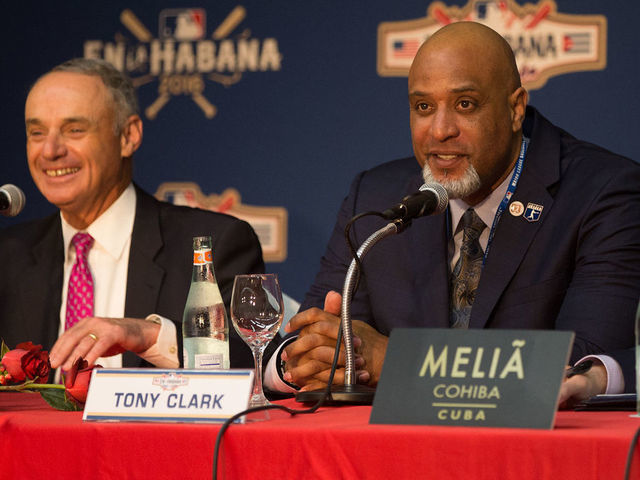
[[264, 336, 299, 393], [576, 354, 624, 394], [138, 314, 180, 369]]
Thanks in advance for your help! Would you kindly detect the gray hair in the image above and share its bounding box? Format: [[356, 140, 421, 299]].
[[422, 162, 482, 200], [49, 58, 139, 133]]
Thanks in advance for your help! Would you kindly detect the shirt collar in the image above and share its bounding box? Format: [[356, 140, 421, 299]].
[[449, 169, 513, 234], [61, 183, 137, 260]]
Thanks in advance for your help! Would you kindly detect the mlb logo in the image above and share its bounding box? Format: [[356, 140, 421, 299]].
[[159, 8, 206, 40], [524, 203, 544, 222]]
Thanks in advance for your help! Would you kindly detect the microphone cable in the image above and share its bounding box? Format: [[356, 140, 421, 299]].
[[624, 425, 640, 480], [211, 322, 345, 480]]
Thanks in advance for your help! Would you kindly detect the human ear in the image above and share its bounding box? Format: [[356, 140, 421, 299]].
[[120, 115, 143, 158], [509, 87, 528, 132]]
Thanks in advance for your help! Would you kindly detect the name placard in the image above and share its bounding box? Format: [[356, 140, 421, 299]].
[[370, 329, 573, 429], [82, 368, 254, 423]]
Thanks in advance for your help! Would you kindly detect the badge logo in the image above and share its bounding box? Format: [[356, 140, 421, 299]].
[[509, 201, 524, 216], [152, 372, 189, 391], [523, 203, 544, 222], [377, 0, 606, 90], [155, 182, 288, 262], [84, 7, 282, 119]]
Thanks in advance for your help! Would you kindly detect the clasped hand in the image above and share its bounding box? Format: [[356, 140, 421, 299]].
[[282, 291, 388, 392]]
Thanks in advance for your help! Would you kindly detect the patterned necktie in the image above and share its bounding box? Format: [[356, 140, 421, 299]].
[[450, 208, 486, 329], [65, 233, 95, 330]]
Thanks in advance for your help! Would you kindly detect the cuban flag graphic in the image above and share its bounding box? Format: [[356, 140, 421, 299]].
[[563, 33, 591, 54]]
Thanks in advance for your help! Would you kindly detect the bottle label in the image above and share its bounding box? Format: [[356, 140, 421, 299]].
[[193, 249, 213, 265], [183, 337, 229, 369], [194, 353, 224, 369]]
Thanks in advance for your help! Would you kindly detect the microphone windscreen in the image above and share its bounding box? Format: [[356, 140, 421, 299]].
[[0, 184, 26, 217], [419, 183, 448, 214]]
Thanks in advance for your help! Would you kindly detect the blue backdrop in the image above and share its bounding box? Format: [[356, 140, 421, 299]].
[[1, 1, 638, 303]]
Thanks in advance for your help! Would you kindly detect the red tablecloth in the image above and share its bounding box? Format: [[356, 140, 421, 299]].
[[1, 393, 639, 480]]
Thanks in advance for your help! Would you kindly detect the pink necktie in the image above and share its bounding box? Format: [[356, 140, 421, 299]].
[[65, 233, 95, 330]]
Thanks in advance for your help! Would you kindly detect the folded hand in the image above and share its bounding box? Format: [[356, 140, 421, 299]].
[[283, 291, 388, 391]]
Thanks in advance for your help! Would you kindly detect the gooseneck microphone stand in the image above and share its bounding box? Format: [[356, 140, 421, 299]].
[[296, 219, 411, 404]]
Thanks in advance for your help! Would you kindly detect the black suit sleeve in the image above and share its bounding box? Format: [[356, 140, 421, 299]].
[[300, 170, 374, 322], [555, 165, 640, 362]]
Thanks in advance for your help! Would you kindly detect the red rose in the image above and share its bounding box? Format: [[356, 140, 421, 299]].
[[1, 342, 50, 384], [1, 349, 27, 382], [65, 358, 99, 404], [21, 347, 51, 384]]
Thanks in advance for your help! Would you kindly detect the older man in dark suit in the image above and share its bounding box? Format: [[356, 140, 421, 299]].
[[0, 58, 264, 375]]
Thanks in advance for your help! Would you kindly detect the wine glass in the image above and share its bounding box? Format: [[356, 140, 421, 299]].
[[231, 274, 284, 409]]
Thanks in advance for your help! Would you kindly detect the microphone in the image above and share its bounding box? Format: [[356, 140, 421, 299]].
[[295, 183, 449, 405], [0, 184, 26, 217], [381, 183, 448, 220]]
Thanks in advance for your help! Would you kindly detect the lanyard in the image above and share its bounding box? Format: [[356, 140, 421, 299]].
[[482, 136, 529, 264]]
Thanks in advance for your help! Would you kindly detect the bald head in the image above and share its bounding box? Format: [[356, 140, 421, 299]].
[[411, 22, 521, 93], [407, 21, 528, 205]]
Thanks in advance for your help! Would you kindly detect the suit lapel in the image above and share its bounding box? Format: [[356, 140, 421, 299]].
[[469, 175, 554, 328], [470, 111, 561, 328], [124, 186, 165, 320], [406, 173, 450, 327], [20, 215, 63, 348], [411, 213, 450, 327]]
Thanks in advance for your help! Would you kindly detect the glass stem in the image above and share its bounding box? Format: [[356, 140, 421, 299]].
[[252, 346, 266, 398]]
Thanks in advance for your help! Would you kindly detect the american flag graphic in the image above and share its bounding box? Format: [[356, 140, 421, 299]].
[[392, 39, 420, 58], [563, 33, 591, 53]]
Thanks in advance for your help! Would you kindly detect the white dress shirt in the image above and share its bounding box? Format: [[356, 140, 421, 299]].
[[57, 183, 179, 374]]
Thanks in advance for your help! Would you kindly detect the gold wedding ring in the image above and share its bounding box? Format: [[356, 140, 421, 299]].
[[88, 333, 98, 342]]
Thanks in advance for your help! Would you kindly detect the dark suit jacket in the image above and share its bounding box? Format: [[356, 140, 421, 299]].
[[0, 185, 268, 369], [301, 107, 640, 365]]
